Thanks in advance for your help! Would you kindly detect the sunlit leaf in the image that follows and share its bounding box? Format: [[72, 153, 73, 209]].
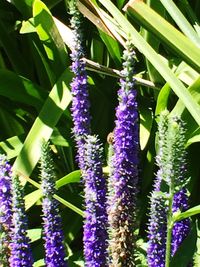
[[90, 0, 200, 126], [13, 69, 72, 180], [24, 189, 42, 210], [125, 0, 200, 72], [33, 0, 68, 78], [159, 0, 200, 47], [27, 228, 42, 243], [174, 205, 200, 221], [0, 135, 24, 159], [56, 170, 81, 189]]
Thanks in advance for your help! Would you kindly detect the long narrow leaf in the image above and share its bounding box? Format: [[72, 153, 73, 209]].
[[0, 20, 29, 75], [10, 0, 33, 17], [173, 205, 200, 221], [33, 0, 68, 79], [0, 69, 44, 111], [21, 174, 83, 216], [159, 0, 200, 47], [88, 0, 200, 126], [13, 69, 72, 179], [0, 135, 24, 159], [125, 0, 200, 73], [56, 170, 81, 189]]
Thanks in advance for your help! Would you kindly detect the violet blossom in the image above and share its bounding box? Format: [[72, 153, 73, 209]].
[[9, 175, 33, 267], [70, 3, 108, 266], [169, 117, 190, 256], [171, 189, 190, 256], [147, 192, 167, 267], [107, 43, 139, 266], [40, 142, 68, 267], [0, 154, 13, 265], [83, 135, 108, 266], [147, 111, 169, 267], [70, 0, 91, 169], [147, 111, 190, 266]]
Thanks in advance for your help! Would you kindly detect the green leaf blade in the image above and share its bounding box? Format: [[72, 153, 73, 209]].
[[13, 70, 72, 179]]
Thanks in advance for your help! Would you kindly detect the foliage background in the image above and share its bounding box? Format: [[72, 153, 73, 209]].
[[0, 0, 200, 266]]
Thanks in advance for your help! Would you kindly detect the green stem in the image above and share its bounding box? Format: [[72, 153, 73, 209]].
[[165, 192, 174, 267], [165, 120, 179, 267]]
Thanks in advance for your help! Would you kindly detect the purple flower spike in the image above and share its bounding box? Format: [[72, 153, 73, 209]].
[[108, 43, 139, 266], [70, 2, 91, 169], [147, 193, 167, 267], [83, 135, 108, 267], [0, 154, 13, 265], [40, 143, 68, 267], [147, 112, 190, 266], [171, 189, 190, 256], [167, 116, 190, 257], [9, 175, 33, 267], [0, 154, 12, 231]]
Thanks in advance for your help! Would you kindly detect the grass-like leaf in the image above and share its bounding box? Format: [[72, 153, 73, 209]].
[[13, 69, 72, 179], [33, 0, 68, 79], [88, 0, 200, 126], [27, 228, 42, 243], [56, 170, 81, 189], [0, 135, 24, 159], [173, 205, 200, 221], [25, 189, 42, 210], [159, 0, 200, 47], [0, 69, 44, 111], [22, 174, 83, 216], [0, 19, 29, 75], [125, 0, 200, 73]]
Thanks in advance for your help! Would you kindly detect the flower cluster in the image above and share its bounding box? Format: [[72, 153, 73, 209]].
[[68, 3, 191, 266], [83, 135, 108, 267], [147, 192, 167, 267], [0, 154, 12, 232], [147, 111, 190, 266], [9, 175, 33, 267], [168, 117, 190, 257], [147, 111, 169, 267], [171, 189, 190, 256], [70, 3, 109, 265], [107, 43, 139, 266], [40, 142, 67, 267], [70, 0, 91, 170], [0, 155, 13, 265], [0, 151, 68, 266]]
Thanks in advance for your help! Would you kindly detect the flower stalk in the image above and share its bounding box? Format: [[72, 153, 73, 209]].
[[0, 154, 13, 266], [147, 111, 190, 267], [70, 0, 91, 170], [9, 175, 33, 267], [107, 42, 139, 266], [83, 135, 108, 266], [40, 142, 68, 267]]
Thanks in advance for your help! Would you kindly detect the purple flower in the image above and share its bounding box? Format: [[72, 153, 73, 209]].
[[40, 143, 68, 267], [0, 154, 12, 231], [171, 189, 190, 256], [9, 175, 33, 267], [168, 117, 190, 257], [107, 43, 139, 266], [147, 193, 167, 267], [70, 2, 91, 169], [83, 135, 108, 267], [0, 154, 13, 265], [147, 112, 169, 267], [147, 112, 190, 266]]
